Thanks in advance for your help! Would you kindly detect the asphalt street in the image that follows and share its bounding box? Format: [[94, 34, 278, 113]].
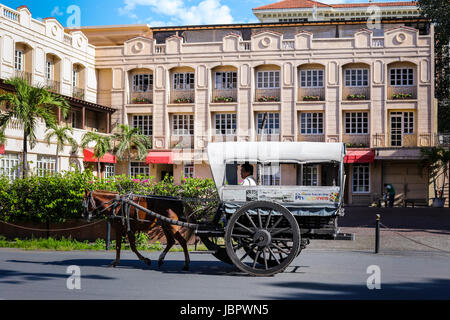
[[0, 248, 449, 300]]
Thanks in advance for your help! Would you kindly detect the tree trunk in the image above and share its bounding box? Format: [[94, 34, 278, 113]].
[[22, 132, 28, 179], [55, 150, 59, 173], [97, 160, 101, 179], [128, 150, 131, 176]]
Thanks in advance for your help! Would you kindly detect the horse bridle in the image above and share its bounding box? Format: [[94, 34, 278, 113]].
[[83, 191, 122, 220]]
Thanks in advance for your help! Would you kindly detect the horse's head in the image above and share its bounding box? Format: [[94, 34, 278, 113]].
[[82, 190, 96, 222], [83, 190, 121, 221]]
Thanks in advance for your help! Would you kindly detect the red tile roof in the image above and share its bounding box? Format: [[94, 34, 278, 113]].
[[254, 0, 331, 10], [253, 1, 418, 11], [332, 1, 417, 8]]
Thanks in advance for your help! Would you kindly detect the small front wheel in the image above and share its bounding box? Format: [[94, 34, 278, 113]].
[[225, 201, 301, 276]]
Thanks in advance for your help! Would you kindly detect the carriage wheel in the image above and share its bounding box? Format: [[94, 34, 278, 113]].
[[225, 201, 300, 276]]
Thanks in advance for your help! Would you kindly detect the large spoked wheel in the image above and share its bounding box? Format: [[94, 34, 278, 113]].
[[225, 201, 301, 276]]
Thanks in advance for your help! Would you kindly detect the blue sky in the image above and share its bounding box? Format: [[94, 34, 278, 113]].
[[1, 0, 410, 27]]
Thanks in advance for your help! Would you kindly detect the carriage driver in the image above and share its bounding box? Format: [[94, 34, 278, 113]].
[[240, 163, 257, 186]]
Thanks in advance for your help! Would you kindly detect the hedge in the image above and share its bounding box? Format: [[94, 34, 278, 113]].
[[0, 170, 218, 224]]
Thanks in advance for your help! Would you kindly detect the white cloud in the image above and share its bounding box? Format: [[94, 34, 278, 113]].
[[119, 0, 233, 25]]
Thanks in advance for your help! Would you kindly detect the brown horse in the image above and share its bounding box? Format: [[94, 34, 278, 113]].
[[83, 190, 191, 271]]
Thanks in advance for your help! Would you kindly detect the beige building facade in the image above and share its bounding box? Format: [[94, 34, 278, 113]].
[[0, 4, 115, 178]]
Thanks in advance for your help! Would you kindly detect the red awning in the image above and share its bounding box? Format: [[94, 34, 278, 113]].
[[344, 150, 375, 163], [146, 151, 173, 164], [83, 148, 117, 164], [0, 145, 4, 155]]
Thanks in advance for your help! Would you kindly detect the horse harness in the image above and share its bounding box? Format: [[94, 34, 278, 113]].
[[84, 191, 174, 233]]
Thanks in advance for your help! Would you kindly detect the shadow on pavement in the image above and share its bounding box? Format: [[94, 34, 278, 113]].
[[4, 258, 310, 277], [0, 267, 115, 285], [339, 207, 450, 231], [263, 278, 450, 300]]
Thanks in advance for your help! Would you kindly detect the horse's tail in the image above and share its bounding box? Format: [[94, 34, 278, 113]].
[[183, 204, 195, 243]]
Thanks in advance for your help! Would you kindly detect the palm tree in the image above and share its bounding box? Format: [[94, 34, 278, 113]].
[[81, 131, 111, 178], [420, 147, 450, 206], [45, 125, 78, 173], [113, 124, 152, 175], [0, 77, 70, 178]]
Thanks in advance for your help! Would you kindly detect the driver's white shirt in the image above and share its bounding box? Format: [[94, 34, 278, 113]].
[[242, 176, 257, 186]]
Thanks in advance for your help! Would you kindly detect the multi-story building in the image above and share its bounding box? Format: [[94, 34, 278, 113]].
[[0, 1, 440, 206], [0, 4, 115, 178], [253, 0, 421, 23]]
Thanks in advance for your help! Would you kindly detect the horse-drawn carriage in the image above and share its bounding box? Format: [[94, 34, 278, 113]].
[[85, 141, 346, 277]]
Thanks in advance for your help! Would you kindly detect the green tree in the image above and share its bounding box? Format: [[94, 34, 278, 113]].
[[81, 131, 111, 178], [420, 147, 450, 205], [0, 77, 70, 178], [45, 125, 78, 173], [418, 0, 450, 131], [113, 124, 151, 175]]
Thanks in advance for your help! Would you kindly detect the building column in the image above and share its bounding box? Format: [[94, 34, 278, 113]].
[[106, 112, 110, 133], [81, 107, 86, 129]]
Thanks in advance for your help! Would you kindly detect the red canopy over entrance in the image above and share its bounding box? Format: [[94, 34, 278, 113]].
[[145, 151, 173, 164], [344, 149, 375, 163], [0, 145, 4, 155], [83, 148, 117, 164]]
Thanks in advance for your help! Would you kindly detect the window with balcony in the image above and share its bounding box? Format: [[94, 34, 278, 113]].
[[352, 164, 370, 193], [14, 50, 23, 71], [132, 74, 153, 92], [130, 162, 149, 176], [344, 69, 369, 87], [132, 115, 153, 137], [0, 153, 20, 180], [300, 70, 324, 88], [215, 72, 237, 89], [345, 112, 369, 134], [257, 71, 280, 89], [300, 113, 323, 135], [256, 113, 280, 135], [302, 164, 319, 186], [390, 111, 414, 147], [36, 156, 56, 177], [172, 114, 194, 136], [173, 73, 195, 90], [215, 113, 236, 136], [183, 163, 195, 178], [46, 61, 53, 80], [390, 68, 414, 86], [72, 68, 78, 88]]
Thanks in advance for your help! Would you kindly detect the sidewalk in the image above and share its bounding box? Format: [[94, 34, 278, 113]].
[[307, 207, 450, 254]]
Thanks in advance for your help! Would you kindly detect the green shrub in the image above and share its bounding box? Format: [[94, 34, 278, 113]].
[[0, 170, 218, 224]]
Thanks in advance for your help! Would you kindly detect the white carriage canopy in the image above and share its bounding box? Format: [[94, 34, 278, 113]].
[[207, 141, 346, 192]]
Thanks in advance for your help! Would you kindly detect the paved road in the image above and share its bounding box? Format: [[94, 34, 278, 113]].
[[0, 248, 449, 300]]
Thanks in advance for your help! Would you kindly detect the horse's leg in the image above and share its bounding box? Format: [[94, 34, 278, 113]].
[[173, 230, 190, 271], [109, 224, 123, 268], [127, 231, 151, 266], [158, 225, 175, 268]]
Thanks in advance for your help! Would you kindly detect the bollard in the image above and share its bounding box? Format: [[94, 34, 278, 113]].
[[106, 219, 111, 251], [375, 214, 380, 254]]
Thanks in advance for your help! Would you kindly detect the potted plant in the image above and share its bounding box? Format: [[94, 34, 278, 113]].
[[174, 97, 193, 104], [132, 97, 152, 104], [214, 96, 234, 103], [258, 96, 279, 102], [420, 147, 450, 208], [392, 93, 413, 100], [347, 94, 366, 101], [303, 95, 321, 101]]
